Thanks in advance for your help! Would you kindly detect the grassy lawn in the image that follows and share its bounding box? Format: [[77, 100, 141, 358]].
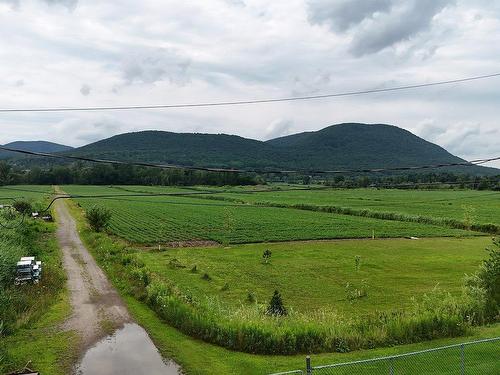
[[137, 237, 490, 315], [62, 185, 478, 244]]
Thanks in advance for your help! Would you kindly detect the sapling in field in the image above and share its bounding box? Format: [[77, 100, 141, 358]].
[[354, 255, 362, 271], [262, 249, 272, 264], [266, 290, 287, 316]]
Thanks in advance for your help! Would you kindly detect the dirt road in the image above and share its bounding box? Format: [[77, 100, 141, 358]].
[[55, 197, 131, 349]]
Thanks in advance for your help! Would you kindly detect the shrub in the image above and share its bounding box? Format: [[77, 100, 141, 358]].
[[266, 290, 287, 316], [465, 237, 500, 319], [12, 200, 32, 215], [85, 205, 112, 232]]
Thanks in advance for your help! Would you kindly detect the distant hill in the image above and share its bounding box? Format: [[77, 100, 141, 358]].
[[267, 123, 464, 168], [4, 124, 498, 175], [0, 141, 73, 159], [61, 123, 497, 175]]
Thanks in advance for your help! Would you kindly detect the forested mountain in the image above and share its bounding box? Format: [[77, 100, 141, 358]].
[[63, 123, 497, 175], [0, 141, 73, 159], [2, 123, 498, 175]]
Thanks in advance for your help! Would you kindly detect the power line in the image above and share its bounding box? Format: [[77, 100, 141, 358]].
[[0, 144, 498, 175], [0, 72, 499, 113]]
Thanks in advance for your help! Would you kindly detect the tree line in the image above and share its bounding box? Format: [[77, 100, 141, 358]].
[[0, 161, 260, 186], [0, 160, 498, 189]]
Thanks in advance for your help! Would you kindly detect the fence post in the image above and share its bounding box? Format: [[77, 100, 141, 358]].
[[460, 344, 465, 375], [389, 357, 394, 375], [306, 356, 312, 375]]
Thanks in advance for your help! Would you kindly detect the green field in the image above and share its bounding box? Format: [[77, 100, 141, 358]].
[[137, 237, 490, 315], [61, 185, 482, 244]]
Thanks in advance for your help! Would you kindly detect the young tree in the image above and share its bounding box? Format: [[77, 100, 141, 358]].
[[262, 249, 272, 264], [478, 238, 500, 317], [266, 290, 287, 316], [85, 205, 112, 232]]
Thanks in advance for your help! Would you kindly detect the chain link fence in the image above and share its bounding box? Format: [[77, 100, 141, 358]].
[[269, 337, 499, 375]]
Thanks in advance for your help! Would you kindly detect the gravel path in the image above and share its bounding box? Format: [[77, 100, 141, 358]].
[[55, 197, 131, 349]]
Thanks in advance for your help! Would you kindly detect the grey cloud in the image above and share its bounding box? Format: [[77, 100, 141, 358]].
[[1, 0, 77, 10], [265, 119, 294, 140], [53, 117, 122, 145], [307, 0, 392, 32], [80, 83, 91, 96], [349, 0, 454, 56], [122, 48, 191, 85]]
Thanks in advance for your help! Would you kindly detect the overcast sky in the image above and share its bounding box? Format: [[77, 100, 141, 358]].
[[1, 0, 499, 166]]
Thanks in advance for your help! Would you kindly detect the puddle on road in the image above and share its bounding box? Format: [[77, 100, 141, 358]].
[[76, 323, 181, 375]]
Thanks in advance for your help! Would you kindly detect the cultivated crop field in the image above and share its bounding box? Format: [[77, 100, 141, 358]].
[[62, 185, 484, 244]]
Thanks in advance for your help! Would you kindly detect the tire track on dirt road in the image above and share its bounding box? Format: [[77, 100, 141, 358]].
[[55, 196, 131, 349]]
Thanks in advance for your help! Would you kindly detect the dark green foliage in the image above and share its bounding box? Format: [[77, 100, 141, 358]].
[[221, 283, 230, 291], [190, 265, 198, 273], [262, 249, 272, 264], [266, 290, 287, 317], [85, 205, 112, 232], [201, 273, 211, 281], [476, 238, 500, 318], [12, 200, 32, 215]]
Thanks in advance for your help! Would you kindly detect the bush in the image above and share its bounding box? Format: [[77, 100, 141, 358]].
[[466, 237, 500, 319], [12, 200, 32, 215], [85, 205, 112, 232]]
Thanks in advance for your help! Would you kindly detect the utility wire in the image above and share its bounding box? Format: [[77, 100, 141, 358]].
[[0, 145, 498, 175], [0, 72, 499, 112]]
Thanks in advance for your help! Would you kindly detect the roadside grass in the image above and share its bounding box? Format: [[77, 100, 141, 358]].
[[1, 290, 78, 375], [62, 185, 479, 244], [0, 187, 79, 374], [126, 296, 500, 375]]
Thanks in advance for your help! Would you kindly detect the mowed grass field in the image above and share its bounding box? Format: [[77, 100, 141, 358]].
[[135, 237, 490, 315], [61, 185, 482, 244], [0, 185, 54, 201]]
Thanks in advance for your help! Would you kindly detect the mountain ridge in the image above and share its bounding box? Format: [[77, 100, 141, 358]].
[[3, 123, 498, 175], [0, 140, 73, 159]]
